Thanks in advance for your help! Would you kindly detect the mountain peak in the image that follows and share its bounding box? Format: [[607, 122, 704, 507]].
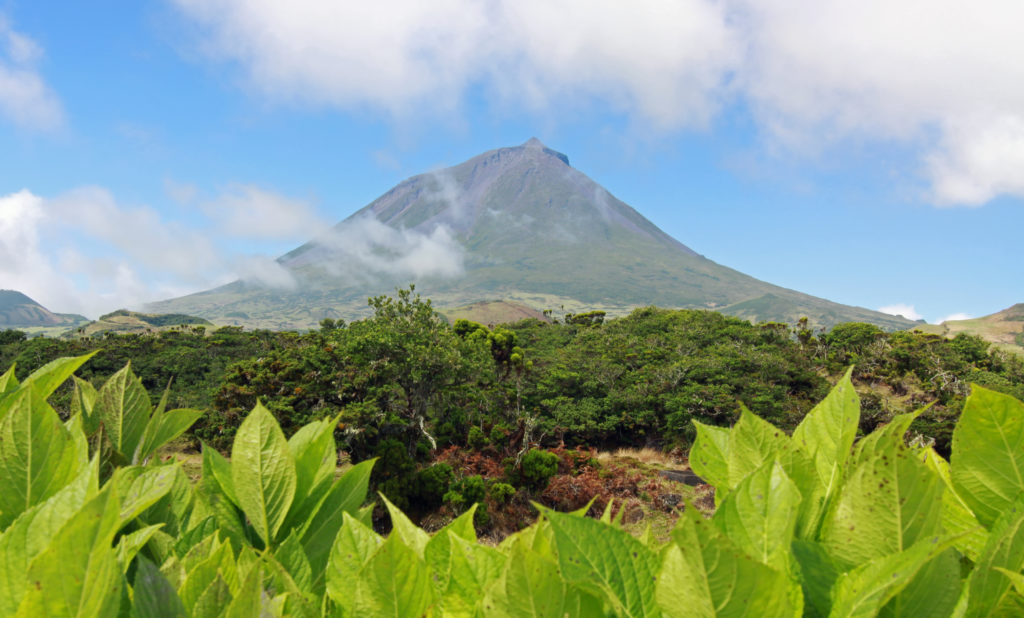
[[519, 137, 569, 166]]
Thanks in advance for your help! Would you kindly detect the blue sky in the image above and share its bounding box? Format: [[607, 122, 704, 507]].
[[1, 1, 1022, 322]]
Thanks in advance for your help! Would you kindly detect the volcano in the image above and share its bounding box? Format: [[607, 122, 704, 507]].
[[150, 139, 915, 331]]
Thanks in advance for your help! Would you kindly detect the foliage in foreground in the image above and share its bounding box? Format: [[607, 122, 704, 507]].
[[2, 358, 1024, 616]]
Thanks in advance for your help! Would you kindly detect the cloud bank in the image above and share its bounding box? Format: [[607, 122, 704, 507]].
[[0, 15, 62, 129], [0, 182, 468, 318], [174, 0, 1024, 206]]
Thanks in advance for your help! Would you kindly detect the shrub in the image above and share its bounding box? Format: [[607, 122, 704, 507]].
[[467, 425, 489, 450], [509, 449, 560, 490]]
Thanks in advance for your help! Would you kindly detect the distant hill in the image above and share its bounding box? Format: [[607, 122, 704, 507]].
[[150, 139, 916, 331], [440, 300, 550, 326], [68, 309, 213, 338], [915, 304, 1024, 355], [0, 290, 87, 330]]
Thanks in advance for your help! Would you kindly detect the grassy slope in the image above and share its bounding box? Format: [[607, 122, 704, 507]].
[[914, 303, 1024, 355]]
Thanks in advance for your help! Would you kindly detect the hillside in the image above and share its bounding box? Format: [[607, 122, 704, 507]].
[[0, 289, 88, 332], [915, 303, 1024, 355], [150, 139, 916, 331], [67, 309, 213, 338]]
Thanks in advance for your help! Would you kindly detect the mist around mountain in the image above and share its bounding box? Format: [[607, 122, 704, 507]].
[[0, 289, 88, 331], [150, 139, 916, 331]]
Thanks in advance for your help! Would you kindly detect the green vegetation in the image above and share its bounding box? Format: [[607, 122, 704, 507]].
[[2, 354, 1024, 615]]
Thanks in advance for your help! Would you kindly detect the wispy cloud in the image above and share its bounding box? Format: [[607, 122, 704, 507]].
[[936, 312, 972, 324], [878, 303, 922, 321], [173, 0, 1024, 206], [0, 15, 62, 130]]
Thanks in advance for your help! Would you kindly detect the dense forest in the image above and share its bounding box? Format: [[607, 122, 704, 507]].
[[2, 288, 1023, 527]]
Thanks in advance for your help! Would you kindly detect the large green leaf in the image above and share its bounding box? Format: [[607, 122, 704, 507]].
[[380, 493, 430, 558], [0, 365, 17, 395], [288, 417, 337, 508], [0, 387, 83, 527], [921, 447, 988, 561], [965, 495, 1024, 618], [424, 505, 481, 599], [274, 531, 312, 595], [0, 458, 96, 616], [727, 406, 792, 489], [437, 533, 506, 616], [135, 409, 203, 465], [951, 385, 1024, 528], [821, 449, 943, 570], [70, 377, 99, 435], [852, 409, 923, 467], [657, 507, 800, 618], [828, 533, 958, 618], [480, 539, 571, 618], [351, 532, 435, 618], [131, 556, 187, 618], [116, 464, 179, 525], [713, 460, 800, 571], [791, 540, 839, 618], [878, 548, 962, 618], [201, 444, 239, 508], [689, 421, 730, 490], [9, 353, 96, 408], [546, 508, 661, 617], [96, 364, 152, 460], [16, 487, 123, 618], [178, 537, 238, 612], [231, 402, 296, 546], [792, 368, 859, 519], [325, 512, 381, 612], [302, 458, 374, 586]]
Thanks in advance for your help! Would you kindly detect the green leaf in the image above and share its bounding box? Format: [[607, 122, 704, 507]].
[[546, 508, 661, 617], [15, 352, 96, 404], [713, 460, 800, 571], [821, 449, 944, 570], [0, 365, 18, 395], [727, 406, 792, 489], [231, 402, 296, 546], [96, 364, 152, 460], [201, 444, 239, 508], [325, 512, 381, 612], [179, 537, 237, 611], [792, 367, 859, 518], [117, 464, 179, 526], [223, 562, 264, 618], [951, 385, 1024, 528], [275, 531, 312, 595], [351, 532, 435, 618], [828, 533, 958, 618], [922, 447, 988, 561], [852, 408, 923, 466], [994, 567, 1024, 596], [878, 548, 962, 618], [288, 418, 337, 508], [689, 421, 730, 491], [965, 495, 1024, 618], [437, 533, 506, 616], [190, 574, 233, 618], [302, 457, 374, 586], [0, 387, 83, 527], [0, 458, 96, 616], [380, 492, 430, 558], [136, 409, 203, 465], [792, 540, 840, 618], [481, 538, 580, 618], [131, 556, 187, 618], [17, 487, 123, 618], [70, 377, 98, 435], [658, 507, 800, 618], [115, 524, 163, 570]]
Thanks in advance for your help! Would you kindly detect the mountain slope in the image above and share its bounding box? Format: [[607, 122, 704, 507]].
[[0, 290, 87, 329], [151, 139, 915, 331], [915, 304, 1024, 355]]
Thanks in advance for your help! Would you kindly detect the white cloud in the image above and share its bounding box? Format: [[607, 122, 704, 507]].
[[201, 184, 326, 240], [936, 312, 972, 324], [878, 303, 922, 321], [173, 0, 1024, 205], [0, 15, 62, 129], [301, 215, 464, 282], [0, 183, 467, 318]]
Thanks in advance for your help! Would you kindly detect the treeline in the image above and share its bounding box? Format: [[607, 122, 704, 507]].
[[2, 290, 1022, 466]]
